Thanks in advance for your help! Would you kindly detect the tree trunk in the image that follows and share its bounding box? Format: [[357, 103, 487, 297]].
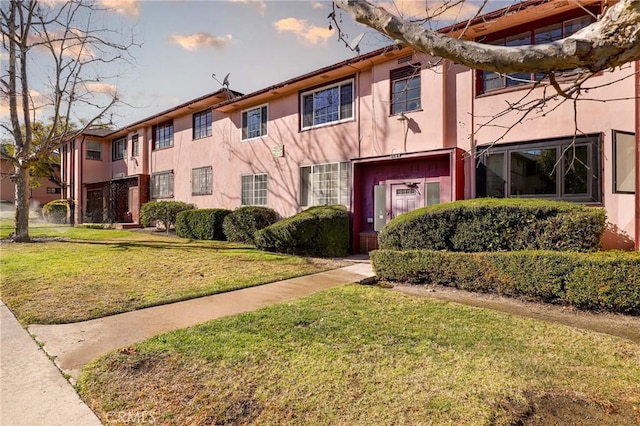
[[13, 164, 31, 242]]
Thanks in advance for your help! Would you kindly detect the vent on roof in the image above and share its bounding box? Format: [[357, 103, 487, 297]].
[[397, 55, 413, 64]]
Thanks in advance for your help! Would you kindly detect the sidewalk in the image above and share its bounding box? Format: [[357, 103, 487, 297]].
[[0, 300, 102, 426]]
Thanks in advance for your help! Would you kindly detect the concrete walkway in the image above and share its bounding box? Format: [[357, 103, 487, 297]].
[[0, 300, 102, 426]]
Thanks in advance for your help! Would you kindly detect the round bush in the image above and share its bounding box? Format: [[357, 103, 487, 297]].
[[255, 205, 349, 257], [175, 208, 231, 240], [42, 199, 69, 224], [222, 206, 279, 244], [140, 201, 195, 232], [378, 198, 606, 252]]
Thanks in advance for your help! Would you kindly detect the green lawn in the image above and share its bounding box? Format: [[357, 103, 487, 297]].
[[78, 285, 640, 425], [0, 225, 343, 324]]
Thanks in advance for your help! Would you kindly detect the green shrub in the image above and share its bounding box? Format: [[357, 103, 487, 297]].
[[42, 199, 69, 224], [255, 205, 349, 257], [222, 206, 279, 244], [140, 201, 195, 233], [378, 198, 605, 252], [175, 208, 231, 240], [372, 249, 640, 314]]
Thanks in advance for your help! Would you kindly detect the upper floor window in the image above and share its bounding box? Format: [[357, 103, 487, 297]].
[[391, 65, 421, 115], [242, 105, 268, 141], [152, 170, 174, 199], [300, 161, 350, 207], [475, 134, 601, 203], [301, 80, 353, 129], [86, 141, 102, 161], [479, 15, 593, 94], [153, 121, 173, 150], [132, 134, 139, 157], [192, 166, 212, 196], [193, 110, 212, 140], [241, 174, 267, 206], [112, 137, 127, 160]]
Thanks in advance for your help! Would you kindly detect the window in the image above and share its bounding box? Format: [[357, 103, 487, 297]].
[[46, 187, 61, 194], [192, 166, 212, 195], [242, 105, 268, 140], [193, 110, 212, 140], [112, 137, 127, 160], [153, 121, 173, 150], [476, 135, 601, 203], [479, 15, 593, 93], [86, 141, 102, 160], [390, 65, 421, 115], [132, 134, 139, 157], [300, 161, 350, 207], [301, 80, 353, 129], [241, 174, 267, 205], [151, 171, 174, 198], [613, 131, 636, 193]]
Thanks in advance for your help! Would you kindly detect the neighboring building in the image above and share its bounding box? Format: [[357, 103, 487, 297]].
[[61, 0, 637, 251], [0, 158, 62, 209]]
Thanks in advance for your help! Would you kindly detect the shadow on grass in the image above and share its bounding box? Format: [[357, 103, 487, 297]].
[[59, 238, 268, 254]]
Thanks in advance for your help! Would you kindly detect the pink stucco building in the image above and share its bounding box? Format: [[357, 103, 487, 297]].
[[61, 0, 638, 251]]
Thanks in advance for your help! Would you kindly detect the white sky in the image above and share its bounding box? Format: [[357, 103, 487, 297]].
[[2, 0, 514, 132]]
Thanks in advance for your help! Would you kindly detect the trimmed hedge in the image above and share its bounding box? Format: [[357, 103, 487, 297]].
[[255, 205, 349, 257], [371, 249, 640, 314], [378, 198, 606, 252], [222, 206, 279, 244], [175, 208, 232, 240], [42, 199, 69, 224], [140, 201, 195, 232]]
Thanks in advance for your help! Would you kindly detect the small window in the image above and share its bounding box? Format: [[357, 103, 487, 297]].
[[192, 166, 212, 195], [391, 65, 421, 115], [152, 171, 174, 199], [132, 134, 139, 157], [153, 121, 174, 150], [301, 80, 354, 129], [86, 141, 102, 161], [241, 174, 267, 206], [241, 105, 268, 140], [46, 187, 61, 194], [613, 131, 636, 193], [193, 110, 212, 140], [300, 161, 350, 207], [112, 137, 127, 160]]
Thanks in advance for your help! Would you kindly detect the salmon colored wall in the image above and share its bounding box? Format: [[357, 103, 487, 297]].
[[0, 159, 60, 207]]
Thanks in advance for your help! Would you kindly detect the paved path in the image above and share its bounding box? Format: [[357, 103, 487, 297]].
[[28, 263, 374, 382], [0, 300, 102, 426]]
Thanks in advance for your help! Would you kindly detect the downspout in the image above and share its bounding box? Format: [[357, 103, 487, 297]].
[[79, 136, 85, 225], [470, 65, 476, 200], [635, 60, 640, 250]]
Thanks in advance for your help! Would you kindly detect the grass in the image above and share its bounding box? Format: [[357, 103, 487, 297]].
[[77, 285, 640, 425], [0, 224, 343, 324]]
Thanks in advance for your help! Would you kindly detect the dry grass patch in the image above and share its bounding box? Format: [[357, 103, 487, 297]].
[[78, 285, 640, 425], [0, 229, 343, 324]]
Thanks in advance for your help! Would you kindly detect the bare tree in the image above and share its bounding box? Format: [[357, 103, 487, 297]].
[[333, 0, 640, 74], [1, 0, 136, 242]]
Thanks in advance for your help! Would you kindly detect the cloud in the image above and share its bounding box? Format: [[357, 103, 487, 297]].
[[100, 0, 141, 16], [378, 0, 479, 21], [170, 33, 233, 51], [311, 2, 325, 9], [0, 90, 49, 120], [274, 18, 333, 45], [85, 82, 118, 96], [228, 0, 266, 15]]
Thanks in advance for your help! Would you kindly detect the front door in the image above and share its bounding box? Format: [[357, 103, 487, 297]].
[[391, 184, 422, 219], [86, 189, 103, 222]]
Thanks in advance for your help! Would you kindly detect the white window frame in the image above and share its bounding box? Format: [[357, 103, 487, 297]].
[[241, 104, 268, 141], [112, 137, 127, 160], [241, 174, 268, 206], [300, 79, 354, 130], [152, 170, 174, 199], [192, 166, 213, 196], [86, 141, 102, 161], [300, 161, 350, 207]]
